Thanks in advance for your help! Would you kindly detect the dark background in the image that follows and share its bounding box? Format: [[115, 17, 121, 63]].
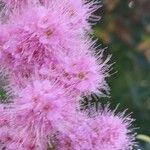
[[93, 0, 150, 149]]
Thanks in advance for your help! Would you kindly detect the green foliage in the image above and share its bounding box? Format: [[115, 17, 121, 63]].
[[0, 88, 6, 99], [0, 88, 9, 103], [137, 134, 150, 143]]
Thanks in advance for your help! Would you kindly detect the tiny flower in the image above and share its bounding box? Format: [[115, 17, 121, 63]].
[[0, 79, 78, 149], [51, 117, 93, 150], [0, 4, 81, 86], [55, 106, 136, 150], [40, 0, 100, 31], [53, 48, 110, 96], [0, 26, 9, 51], [2, 0, 36, 9], [88, 107, 136, 150]]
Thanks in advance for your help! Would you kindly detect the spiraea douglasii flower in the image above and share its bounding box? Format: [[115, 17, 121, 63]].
[[0, 0, 136, 149]]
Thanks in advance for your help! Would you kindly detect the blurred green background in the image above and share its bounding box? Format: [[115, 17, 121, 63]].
[[0, 0, 149, 149], [93, 0, 150, 149]]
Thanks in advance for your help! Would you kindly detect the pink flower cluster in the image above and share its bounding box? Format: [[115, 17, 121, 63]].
[[0, 0, 136, 150]]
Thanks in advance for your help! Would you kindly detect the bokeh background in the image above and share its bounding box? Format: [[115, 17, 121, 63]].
[[0, 0, 149, 149], [93, 0, 150, 149]]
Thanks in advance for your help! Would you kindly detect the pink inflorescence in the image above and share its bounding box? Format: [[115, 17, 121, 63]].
[[55, 107, 136, 150], [0, 0, 136, 150]]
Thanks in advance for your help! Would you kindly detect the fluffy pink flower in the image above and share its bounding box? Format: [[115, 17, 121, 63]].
[[0, 26, 9, 51], [55, 51, 109, 95], [55, 125, 92, 150], [40, 0, 100, 32], [0, 79, 79, 149], [0, 2, 109, 95], [88, 107, 136, 150], [50, 116, 93, 150], [55, 107, 136, 150], [2, 0, 37, 9], [38, 38, 110, 96], [0, 4, 84, 86], [0, 1, 137, 150]]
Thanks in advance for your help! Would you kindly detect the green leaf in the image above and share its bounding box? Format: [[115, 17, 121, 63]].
[[137, 134, 150, 143]]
